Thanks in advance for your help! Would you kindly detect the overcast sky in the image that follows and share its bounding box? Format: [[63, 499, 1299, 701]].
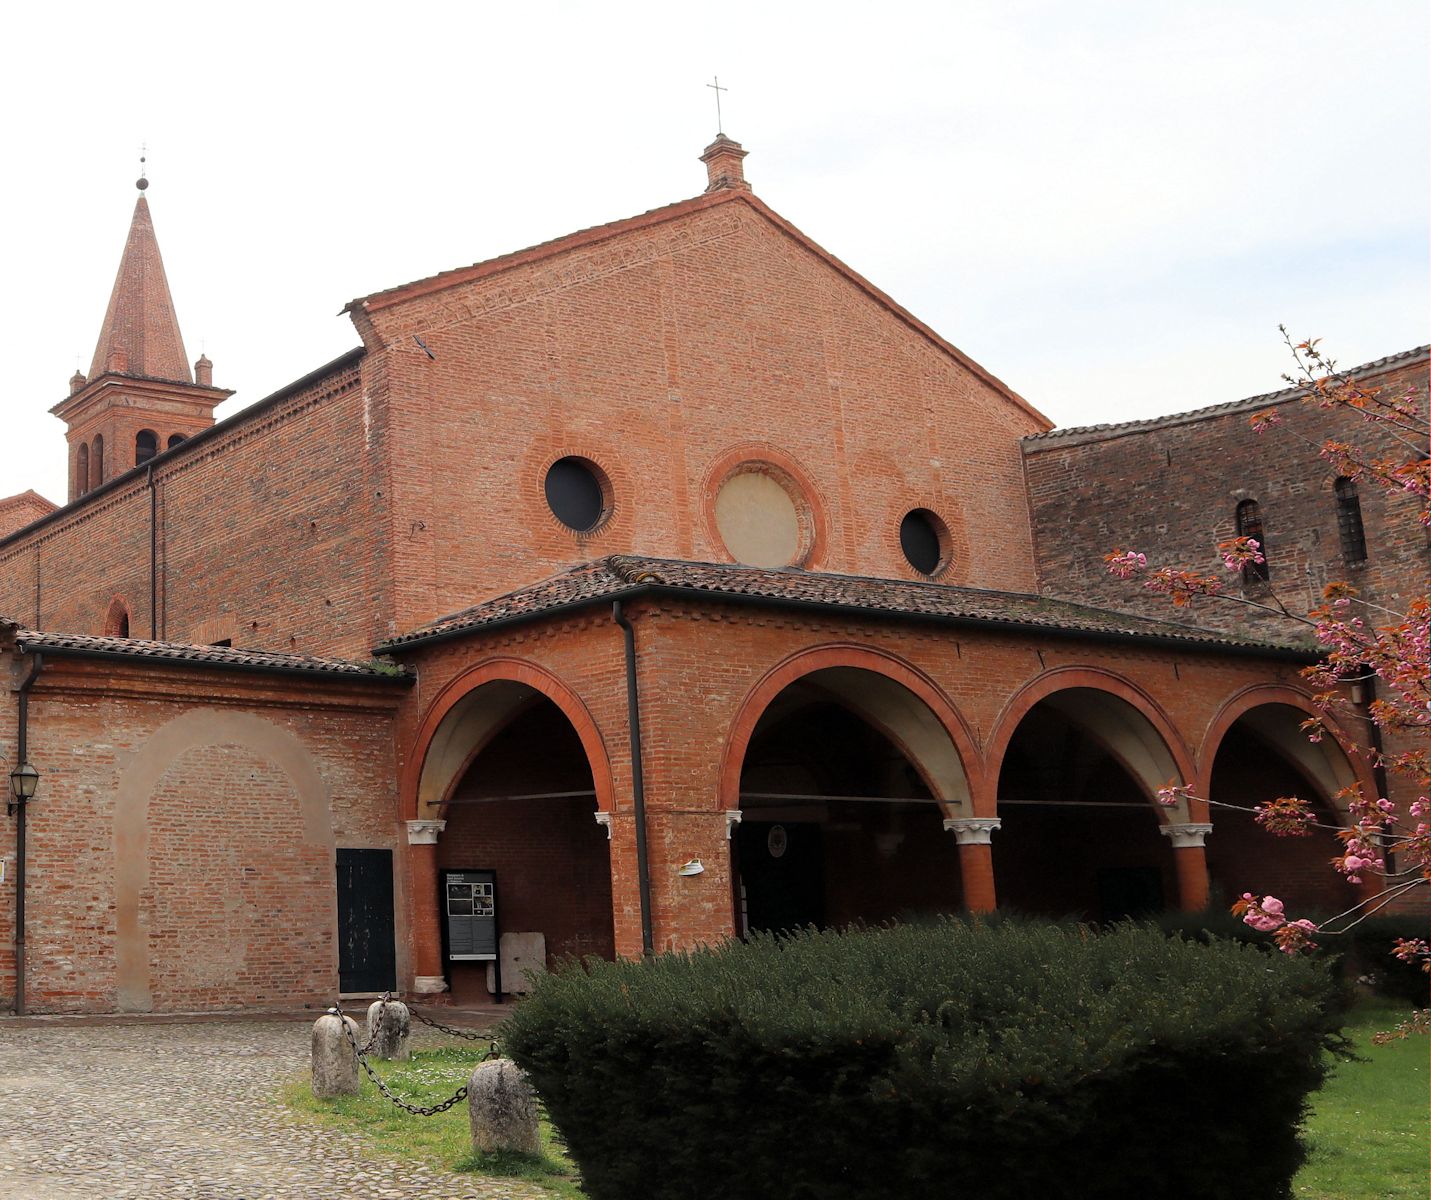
[[2, 1, 1425, 505]]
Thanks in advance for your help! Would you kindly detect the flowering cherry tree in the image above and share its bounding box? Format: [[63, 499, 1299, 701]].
[[1105, 332, 1429, 973]]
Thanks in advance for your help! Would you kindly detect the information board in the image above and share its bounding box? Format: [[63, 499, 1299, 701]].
[[442, 869, 497, 961]]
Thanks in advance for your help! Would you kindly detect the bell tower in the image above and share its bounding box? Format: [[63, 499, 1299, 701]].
[[51, 167, 232, 503]]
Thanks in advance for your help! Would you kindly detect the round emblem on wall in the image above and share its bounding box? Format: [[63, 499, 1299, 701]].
[[767, 825, 788, 859]]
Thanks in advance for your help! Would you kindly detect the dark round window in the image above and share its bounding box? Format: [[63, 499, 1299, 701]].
[[900, 509, 947, 575], [545, 457, 607, 532]]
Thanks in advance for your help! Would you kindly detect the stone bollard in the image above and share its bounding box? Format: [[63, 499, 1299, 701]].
[[365, 999, 411, 1061], [468, 1059, 540, 1156], [311, 1012, 361, 1098]]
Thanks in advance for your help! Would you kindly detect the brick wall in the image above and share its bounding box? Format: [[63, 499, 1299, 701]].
[[0, 356, 392, 658], [1021, 353, 1429, 636], [356, 194, 1047, 640], [0, 650, 403, 1013], [392, 594, 1363, 962]]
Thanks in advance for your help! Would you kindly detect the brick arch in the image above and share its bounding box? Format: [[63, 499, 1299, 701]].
[[1195, 684, 1376, 816], [113, 708, 333, 1012], [984, 666, 1196, 817], [403, 657, 614, 822], [102, 595, 131, 637], [719, 643, 983, 817]]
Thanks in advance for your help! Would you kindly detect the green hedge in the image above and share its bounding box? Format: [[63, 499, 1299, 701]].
[[501, 920, 1342, 1200], [1152, 905, 1427, 1004]]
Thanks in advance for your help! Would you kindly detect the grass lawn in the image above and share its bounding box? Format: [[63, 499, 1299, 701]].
[[1294, 1003, 1428, 1200], [281, 1041, 584, 1196]]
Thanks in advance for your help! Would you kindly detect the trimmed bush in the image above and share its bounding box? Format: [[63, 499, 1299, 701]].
[[501, 919, 1342, 1200], [1153, 904, 1427, 1004]]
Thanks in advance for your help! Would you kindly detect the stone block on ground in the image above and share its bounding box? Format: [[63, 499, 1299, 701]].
[[365, 999, 411, 1060], [468, 1059, 540, 1156], [310, 1013, 361, 1098]]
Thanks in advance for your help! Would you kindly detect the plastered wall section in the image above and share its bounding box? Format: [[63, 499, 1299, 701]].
[[0, 358, 391, 659], [0, 654, 404, 1013], [358, 196, 1047, 638]]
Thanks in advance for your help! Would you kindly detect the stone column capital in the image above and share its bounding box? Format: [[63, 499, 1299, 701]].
[[405, 819, 447, 845], [942, 817, 1002, 845], [594, 812, 613, 839], [724, 809, 743, 839], [1160, 822, 1213, 849]]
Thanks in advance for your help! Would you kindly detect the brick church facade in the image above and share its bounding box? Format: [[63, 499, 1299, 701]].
[[1, 139, 1424, 1012]]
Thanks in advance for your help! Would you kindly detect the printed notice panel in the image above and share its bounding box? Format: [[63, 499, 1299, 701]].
[[444, 870, 497, 960]]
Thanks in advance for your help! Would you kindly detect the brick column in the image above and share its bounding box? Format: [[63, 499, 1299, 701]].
[[405, 819, 447, 994], [944, 817, 1001, 913], [1160, 822, 1213, 911]]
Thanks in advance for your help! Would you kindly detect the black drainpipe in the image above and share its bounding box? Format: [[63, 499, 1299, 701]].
[[147, 466, 158, 639], [612, 601, 655, 956], [13, 651, 43, 1015]]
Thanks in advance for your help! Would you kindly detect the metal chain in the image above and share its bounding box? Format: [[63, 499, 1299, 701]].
[[408, 1002, 501, 1051], [330, 1000, 499, 1118]]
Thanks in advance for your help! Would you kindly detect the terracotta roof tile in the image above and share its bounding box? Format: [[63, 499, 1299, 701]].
[[9, 627, 408, 681], [1022, 345, 1428, 448], [380, 556, 1311, 657]]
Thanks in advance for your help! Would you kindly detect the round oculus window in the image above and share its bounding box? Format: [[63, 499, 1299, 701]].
[[714, 470, 803, 568], [900, 509, 948, 576], [545, 457, 607, 533]]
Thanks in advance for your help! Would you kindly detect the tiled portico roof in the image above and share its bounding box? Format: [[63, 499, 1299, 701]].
[[378, 556, 1314, 660], [5, 625, 410, 682]]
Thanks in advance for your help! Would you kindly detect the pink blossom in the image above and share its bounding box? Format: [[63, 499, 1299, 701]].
[[1261, 896, 1284, 917], [1106, 550, 1147, 580], [1156, 784, 1191, 808]]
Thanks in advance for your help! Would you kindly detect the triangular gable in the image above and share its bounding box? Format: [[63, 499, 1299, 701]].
[[345, 189, 1051, 430]]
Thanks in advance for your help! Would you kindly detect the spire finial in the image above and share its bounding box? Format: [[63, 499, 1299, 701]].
[[707, 76, 728, 135], [137, 143, 148, 192]]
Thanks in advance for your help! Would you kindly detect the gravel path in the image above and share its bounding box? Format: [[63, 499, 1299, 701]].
[[0, 1017, 550, 1199]]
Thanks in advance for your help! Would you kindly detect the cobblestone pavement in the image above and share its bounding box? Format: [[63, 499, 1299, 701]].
[[0, 1017, 551, 1199]]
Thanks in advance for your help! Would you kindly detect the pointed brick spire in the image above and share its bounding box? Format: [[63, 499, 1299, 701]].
[[88, 191, 193, 384]]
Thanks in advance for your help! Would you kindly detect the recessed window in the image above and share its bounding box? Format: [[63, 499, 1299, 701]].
[[136, 429, 159, 467], [715, 469, 805, 568], [545, 457, 608, 533], [168, 433, 187, 450], [92, 435, 104, 487], [104, 598, 131, 638], [1235, 499, 1270, 583], [1334, 477, 1367, 565], [76, 444, 90, 495], [900, 509, 949, 576]]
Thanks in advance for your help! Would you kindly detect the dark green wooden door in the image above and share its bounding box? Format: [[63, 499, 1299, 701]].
[[336, 848, 396, 992]]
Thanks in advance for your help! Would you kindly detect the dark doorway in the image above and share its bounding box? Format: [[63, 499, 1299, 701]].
[[336, 848, 396, 993], [739, 821, 825, 934]]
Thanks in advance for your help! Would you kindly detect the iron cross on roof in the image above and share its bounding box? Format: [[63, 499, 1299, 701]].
[[707, 76, 728, 134]]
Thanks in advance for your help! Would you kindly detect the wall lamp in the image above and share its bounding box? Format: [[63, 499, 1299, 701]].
[[8, 762, 39, 816]]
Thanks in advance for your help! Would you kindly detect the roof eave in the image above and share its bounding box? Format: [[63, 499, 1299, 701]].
[[16, 638, 414, 685], [376, 581, 1316, 663]]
